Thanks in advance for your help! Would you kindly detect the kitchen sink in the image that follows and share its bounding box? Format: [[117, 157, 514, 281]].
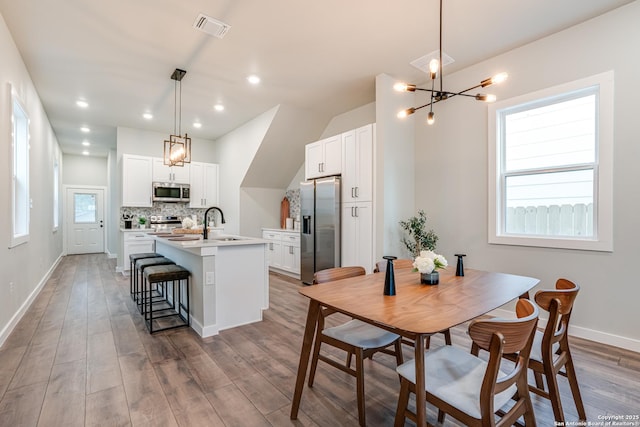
[[209, 235, 243, 241]]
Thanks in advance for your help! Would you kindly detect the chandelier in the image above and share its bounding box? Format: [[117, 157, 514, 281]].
[[395, 0, 508, 125], [164, 68, 191, 167]]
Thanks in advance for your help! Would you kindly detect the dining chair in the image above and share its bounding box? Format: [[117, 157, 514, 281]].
[[394, 298, 539, 427], [373, 258, 415, 272], [308, 266, 404, 427], [374, 259, 452, 349], [505, 278, 586, 423]]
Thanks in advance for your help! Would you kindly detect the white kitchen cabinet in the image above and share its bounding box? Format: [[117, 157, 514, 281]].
[[262, 229, 300, 277], [342, 202, 373, 273], [342, 123, 374, 203], [281, 232, 301, 273], [189, 162, 219, 208], [152, 158, 190, 184], [122, 231, 155, 272], [305, 134, 342, 179], [122, 154, 153, 207]]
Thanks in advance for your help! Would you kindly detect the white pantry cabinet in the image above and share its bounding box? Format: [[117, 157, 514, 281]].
[[122, 154, 153, 207], [189, 162, 219, 208], [152, 158, 190, 184], [342, 202, 373, 273], [342, 123, 374, 203], [305, 134, 342, 179]]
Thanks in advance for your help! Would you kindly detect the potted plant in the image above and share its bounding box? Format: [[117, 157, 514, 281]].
[[399, 210, 438, 256], [138, 216, 147, 229]]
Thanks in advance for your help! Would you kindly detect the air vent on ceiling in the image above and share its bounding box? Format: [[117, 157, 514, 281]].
[[410, 50, 454, 74], [193, 13, 231, 39]]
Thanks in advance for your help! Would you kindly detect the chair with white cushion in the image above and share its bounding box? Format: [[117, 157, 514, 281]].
[[394, 298, 539, 427], [505, 278, 586, 423], [308, 266, 403, 427]]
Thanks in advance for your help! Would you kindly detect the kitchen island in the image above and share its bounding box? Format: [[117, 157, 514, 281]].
[[153, 234, 269, 338]]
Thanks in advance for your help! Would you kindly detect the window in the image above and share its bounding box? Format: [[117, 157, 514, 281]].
[[10, 89, 30, 248], [74, 193, 97, 223], [488, 71, 613, 251]]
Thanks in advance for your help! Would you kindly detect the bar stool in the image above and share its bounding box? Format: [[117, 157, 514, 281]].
[[129, 253, 163, 299], [134, 256, 174, 313], [142, 264, 190, 334]]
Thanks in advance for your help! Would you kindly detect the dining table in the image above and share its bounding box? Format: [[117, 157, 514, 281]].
[[290, 266, 540, 426]]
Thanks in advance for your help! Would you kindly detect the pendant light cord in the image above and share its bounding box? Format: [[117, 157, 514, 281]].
[[439, 0, 443, 95]]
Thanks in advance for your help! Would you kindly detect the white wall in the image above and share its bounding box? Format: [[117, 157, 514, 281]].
[[214, 106, 279, 235], [376, 74, 416, 259], [0, 12, 63, 345], [320, 102, 376, 139], [62, 154, 108, 186], [413, 2, 640, 349], [240, 187, 286, 237]]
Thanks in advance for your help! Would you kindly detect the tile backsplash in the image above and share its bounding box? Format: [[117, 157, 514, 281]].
[[120, 203, 222, 228], [285, 188, 300, 221]]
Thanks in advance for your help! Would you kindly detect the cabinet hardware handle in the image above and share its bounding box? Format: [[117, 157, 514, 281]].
[[355, 187, 359, 198], [269, 243, 273, 250], [355, 206, 358, 217], [318, 163, 321, 173], [289, 246, 294, 254]]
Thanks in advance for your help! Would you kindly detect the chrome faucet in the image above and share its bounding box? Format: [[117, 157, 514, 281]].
[[203, 207, 225, 240]]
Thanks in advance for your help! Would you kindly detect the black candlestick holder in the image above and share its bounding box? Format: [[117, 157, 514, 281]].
[[455, 253, 466, 276], [383, 256, 397, 296]]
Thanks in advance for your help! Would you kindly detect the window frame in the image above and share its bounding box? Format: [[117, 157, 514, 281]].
[[488, 71, 613, 252], [9, 84, 30, 248]]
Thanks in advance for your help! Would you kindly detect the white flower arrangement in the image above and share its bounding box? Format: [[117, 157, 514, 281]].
[[413, 250, 448, 274], [181, 217, 195, 229]]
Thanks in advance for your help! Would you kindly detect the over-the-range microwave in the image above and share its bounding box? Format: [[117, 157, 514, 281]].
[[152, 182, 190, 203]]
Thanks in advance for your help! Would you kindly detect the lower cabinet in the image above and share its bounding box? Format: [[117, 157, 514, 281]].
[[342, 202, 373, 273], [262, 229, 300, 278], [122, 231, 155, 272]]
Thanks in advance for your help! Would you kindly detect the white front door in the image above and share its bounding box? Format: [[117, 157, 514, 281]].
[[66, 187, 104, 254]]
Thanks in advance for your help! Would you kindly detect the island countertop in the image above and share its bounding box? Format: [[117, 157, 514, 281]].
[[151, 233, 268, 255]]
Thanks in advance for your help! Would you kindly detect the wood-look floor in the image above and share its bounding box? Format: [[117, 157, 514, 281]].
[[0, 254, 638, 426]]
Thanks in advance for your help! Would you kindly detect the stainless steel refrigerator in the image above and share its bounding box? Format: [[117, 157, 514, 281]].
[[300, 176, 341, 285]]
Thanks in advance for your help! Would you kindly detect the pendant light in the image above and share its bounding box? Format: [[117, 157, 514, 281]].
[[164, 68, 191, 166], [395, 0, 508, 125]]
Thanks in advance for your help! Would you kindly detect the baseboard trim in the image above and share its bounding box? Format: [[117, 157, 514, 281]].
[[190, 316, 218, 338], [490, 308, 640, 353], [0, 254, 63, 348]]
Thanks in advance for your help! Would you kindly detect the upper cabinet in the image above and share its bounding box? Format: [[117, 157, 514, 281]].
[[305, 134, 342, 180], [152, 158, 190, 184], [122, 154, 153, 207], [189, 162, 219, 208], [342, 124, 374, 203]]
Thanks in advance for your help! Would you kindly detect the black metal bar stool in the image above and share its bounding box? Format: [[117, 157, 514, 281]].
[[142, 264, 190, 334], [134, 256, 174, 313], [129, 253, 163, 299]]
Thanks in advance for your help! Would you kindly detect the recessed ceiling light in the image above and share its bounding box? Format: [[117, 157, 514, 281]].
[[193, 122, 202, 129], [143, 112, 153, 120], [76, 100, 89, 108], [214, 104, 225, 112], [247, 75, 261, 85], [82, 151, 90, 156], [82, 141, 90, 146], [81, 126, 90, 133]]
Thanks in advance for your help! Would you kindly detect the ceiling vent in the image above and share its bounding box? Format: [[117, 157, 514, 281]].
[[410, 50, 454, 74], [193, 13, 231, 39]]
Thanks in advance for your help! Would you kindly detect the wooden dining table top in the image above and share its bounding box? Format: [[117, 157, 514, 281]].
[[298, 266, 540, 337]]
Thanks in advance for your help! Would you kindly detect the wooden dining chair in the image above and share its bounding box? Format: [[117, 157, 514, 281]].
[[374, 259, 452, 349], [505, 278, 586, 423], [394, 298, 539, 427], [308, 266, 404, 427], [373, 258, 415, 272]]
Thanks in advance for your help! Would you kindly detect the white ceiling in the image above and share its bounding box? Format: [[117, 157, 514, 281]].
[[0, 0, 633, 157]]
